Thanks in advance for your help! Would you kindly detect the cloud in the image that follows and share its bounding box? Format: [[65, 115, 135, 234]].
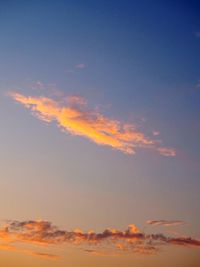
[[30, 252, 59, 260], [0, 242, 59, 260], [153, 131, 160, 136], [84, 249, 115, 256], [0, 220, 199, 260], [66, 95, 87, 106], [9, 92, 176, 156], [195, 32, 200, 38], [196, 80, 200, 88], [75, 63, 86, 69], [146, 220, 185, 227], [157, 147, 176, 157], [31, 81, 45, 90]]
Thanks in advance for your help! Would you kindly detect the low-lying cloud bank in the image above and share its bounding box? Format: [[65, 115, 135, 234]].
[[9, 92, 176, 156], [0, 220, 199, 260]]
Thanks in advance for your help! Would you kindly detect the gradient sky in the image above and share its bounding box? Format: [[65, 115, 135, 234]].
[[0, 1, 200, 266]]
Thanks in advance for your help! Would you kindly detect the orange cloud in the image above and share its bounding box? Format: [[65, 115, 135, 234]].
[[9, 92, 176, 156], [0, 220, 199, 260]]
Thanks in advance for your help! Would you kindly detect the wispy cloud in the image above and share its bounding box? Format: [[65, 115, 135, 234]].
[[66, 95, 87, 106], [31, 81, 45, 90], [0, 220, 199, 260], [195, 32, 200, 38], [31, 252, 59, 260], [146, 220, 185, 227], [196, 80, 200, 88], [9, 92, 176, 156], [152, 131, 160, 136], [0, 242, 59, 260], [75, 63, 86, 69], [157, 147, 176, 157]]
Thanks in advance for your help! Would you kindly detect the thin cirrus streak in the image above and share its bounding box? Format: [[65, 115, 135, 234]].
[[146, 220, 185, 227], [157, 147, 176, 157], [0, 243, 59, 260], [9, 92, 176, 156], [0, 220, 199, 260], [75, 63, 86, 69]]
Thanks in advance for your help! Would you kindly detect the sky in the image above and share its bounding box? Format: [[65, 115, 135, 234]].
[[0, 1, 200, 266]]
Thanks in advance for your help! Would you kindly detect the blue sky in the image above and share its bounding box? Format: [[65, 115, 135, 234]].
[[0, 1, 200, 266]]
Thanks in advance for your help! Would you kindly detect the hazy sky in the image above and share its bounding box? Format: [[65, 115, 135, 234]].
[[0, 1, 200, 266]]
